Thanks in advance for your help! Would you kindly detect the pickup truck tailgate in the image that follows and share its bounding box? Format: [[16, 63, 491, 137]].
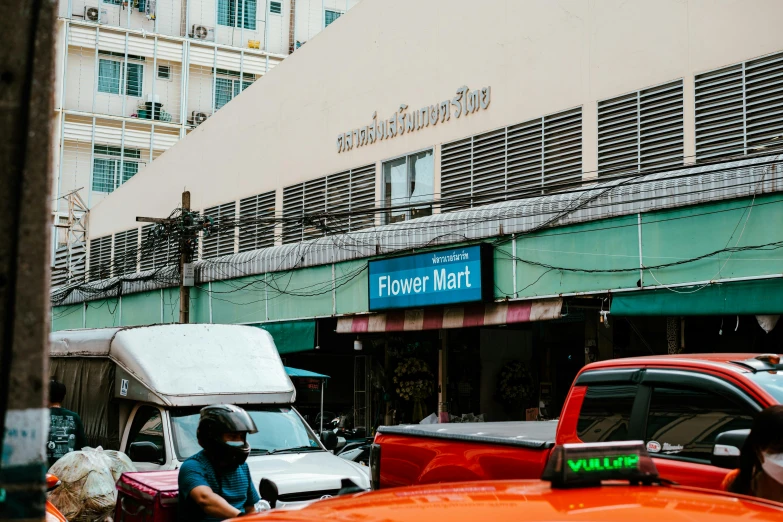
[[375, 421, 557, 488]]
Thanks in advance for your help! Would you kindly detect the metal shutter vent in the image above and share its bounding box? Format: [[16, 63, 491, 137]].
[[88, 235, 112, 281], [282, 164, 376, 244], [239, 191, 276, 252], [52, 242, 86, 288], [695, 52, 783, 161], [140, 224, 179, 272], [113, 229, 139, 276], [440, 108, 582, 211], [598, 80, 684, 175], [202, 202, 236, 259]]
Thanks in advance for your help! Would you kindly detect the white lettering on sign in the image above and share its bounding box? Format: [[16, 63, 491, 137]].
[[120, 379, 129, 397], [336, 86, 491, 153], [377, 267, 471, 297]]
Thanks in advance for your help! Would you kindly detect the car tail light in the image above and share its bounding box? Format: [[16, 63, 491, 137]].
[[369, 443, 381, 490]]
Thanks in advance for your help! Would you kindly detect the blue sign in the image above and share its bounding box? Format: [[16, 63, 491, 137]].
[[368, 245, 492, 311]]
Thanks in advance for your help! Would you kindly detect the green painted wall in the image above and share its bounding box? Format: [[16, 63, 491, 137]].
[[50, 195, 783, 331]]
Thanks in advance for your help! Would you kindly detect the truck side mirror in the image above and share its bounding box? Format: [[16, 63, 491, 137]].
[[259, 478, 279, 509], [712, 429, 750, 469], [320, 431, 338, 451], [129, 441, 163, 464]]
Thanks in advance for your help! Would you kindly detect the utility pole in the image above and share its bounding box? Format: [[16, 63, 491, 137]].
[[136, 190, 195, 325], [179, 191, 191, 324]]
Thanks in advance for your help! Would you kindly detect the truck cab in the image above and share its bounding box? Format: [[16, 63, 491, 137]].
[[50, 324, 369, 504]]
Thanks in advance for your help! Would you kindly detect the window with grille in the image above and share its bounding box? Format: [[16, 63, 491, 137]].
[[217, 0, 257, 30], [97, 58, 143, 97], [92, 145, 142, 194], [88, 235, 112, 281], [325, 9, 342, 26], [139, 224, 179, 272], [597, 80, 684, 176], [282, 164, 376, 244], [440, 108, 582, 212], [696, 52, 783, 161], [212, 69, 255, 111], [202, 202, 237, 259], [239, 191, 276, 252], [113, 229, 139, 276]]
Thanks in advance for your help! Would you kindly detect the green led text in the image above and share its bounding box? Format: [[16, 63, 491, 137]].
[[566, 454, 639, 473]]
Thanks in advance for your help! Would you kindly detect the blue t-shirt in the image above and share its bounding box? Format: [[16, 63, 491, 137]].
[[178, 450, 260, 522]]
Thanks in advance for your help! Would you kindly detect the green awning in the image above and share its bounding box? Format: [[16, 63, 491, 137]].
[[256, 320, 315, 354], [610, 278, 783, 316]]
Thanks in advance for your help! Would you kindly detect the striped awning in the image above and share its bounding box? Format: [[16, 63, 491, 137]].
[[336, 299, 563, 333]]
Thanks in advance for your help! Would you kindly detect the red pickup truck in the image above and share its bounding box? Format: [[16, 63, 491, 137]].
[[372, 353, 783, 491]]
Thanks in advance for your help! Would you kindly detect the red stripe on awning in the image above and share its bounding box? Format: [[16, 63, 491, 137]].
[[423, 307, 444, 330], [335, 299, 562, 333]]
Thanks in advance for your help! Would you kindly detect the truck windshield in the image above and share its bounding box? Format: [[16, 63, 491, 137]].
[[748, 370, 783, 403], [170, 406, 322, 460]]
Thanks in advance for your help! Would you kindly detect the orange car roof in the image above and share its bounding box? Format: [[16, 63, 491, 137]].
[[580, 353, 768, 373], [240, 480, 783, 522]]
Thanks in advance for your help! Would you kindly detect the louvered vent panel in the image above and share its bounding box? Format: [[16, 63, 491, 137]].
[[52, 246, 68, 288], [202, 202, 236, 259], [302, 177, 327, 241], [506, 119, 542, 197], [113, 229, 139, 276], [140, 224, 179, 271], [88, 235, 112, 281], [327, 170, 351, 235], [543, 108, 583, 190], [598, 93, 638, 175], [440, 138, 473, 212], [745, 53, 783, 152], [471, 128, 507, 205], [639, 81, 684, 170], [695, 65, 744, 160], [53, 242, 86, 288], [238, 191, 276, 252], [348, 164, 376, 231], [282, 183, 305, 244]]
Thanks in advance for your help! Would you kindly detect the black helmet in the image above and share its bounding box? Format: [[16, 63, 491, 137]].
[[197, 404, 258, 470]]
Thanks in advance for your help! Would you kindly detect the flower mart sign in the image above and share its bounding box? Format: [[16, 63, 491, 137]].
[[368, 245, 494, 311], [336, 85, 491, 154]]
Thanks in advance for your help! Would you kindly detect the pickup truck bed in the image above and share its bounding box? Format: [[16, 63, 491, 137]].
[[375, 421, 557, 488]]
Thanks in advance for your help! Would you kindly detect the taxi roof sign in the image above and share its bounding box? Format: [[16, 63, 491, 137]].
[[541, 441, 659, 489]]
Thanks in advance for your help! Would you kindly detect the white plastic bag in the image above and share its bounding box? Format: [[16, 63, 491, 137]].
[[419, 413, 438, 424], [48, 446, 136, 522]]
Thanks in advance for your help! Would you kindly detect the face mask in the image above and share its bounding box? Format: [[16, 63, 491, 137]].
[[761, 452, 783, 485]]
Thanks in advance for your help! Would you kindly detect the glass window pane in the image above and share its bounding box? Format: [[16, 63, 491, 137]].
[[217, 0, 234, 26], [92, 158, 116, 193], [576, 384, 637, 442], [383, 157, 407, 224], [645, 387, 754, 462], [126, 63, 143, 98], [409, 149, 434, 219], [128, 406, 165, 462], [243, 0, 257, 30], [214, 77, 233, 110], [270, 1, 282, 14], [122, 161, 140, 184], [324, 9, 341, 26], [98, 59, 121, 94]]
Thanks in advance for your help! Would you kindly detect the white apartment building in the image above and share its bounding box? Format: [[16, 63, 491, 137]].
[[51, 0, 361, 283]]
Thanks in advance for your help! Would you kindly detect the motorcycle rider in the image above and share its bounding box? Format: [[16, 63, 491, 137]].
[[178, 404, 261, 521]]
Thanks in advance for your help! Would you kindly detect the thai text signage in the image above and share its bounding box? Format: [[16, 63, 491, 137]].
[[337, 85, 491, 153], [368, 245, 493, 311]]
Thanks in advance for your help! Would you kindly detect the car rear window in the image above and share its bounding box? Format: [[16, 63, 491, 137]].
[[747, 371, 783, 403], [576, 384, 637, 442]]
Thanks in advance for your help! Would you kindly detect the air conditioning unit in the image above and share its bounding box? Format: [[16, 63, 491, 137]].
[[83, 5, 107, 23], [191, 24, 215, 41], [190, 111, 209, 126]]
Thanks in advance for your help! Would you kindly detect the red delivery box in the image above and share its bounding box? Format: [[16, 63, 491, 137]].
[[116, 471, 179, 522]]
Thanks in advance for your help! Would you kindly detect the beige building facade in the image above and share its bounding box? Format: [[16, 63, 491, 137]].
[[78, 0, 783, 273]]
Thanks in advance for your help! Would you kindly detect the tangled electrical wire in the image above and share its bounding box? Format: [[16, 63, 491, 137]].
[[50, 151, 783, 308]]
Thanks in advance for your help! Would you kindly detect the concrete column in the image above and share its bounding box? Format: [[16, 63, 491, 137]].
[[0, 0, 56, 516]]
